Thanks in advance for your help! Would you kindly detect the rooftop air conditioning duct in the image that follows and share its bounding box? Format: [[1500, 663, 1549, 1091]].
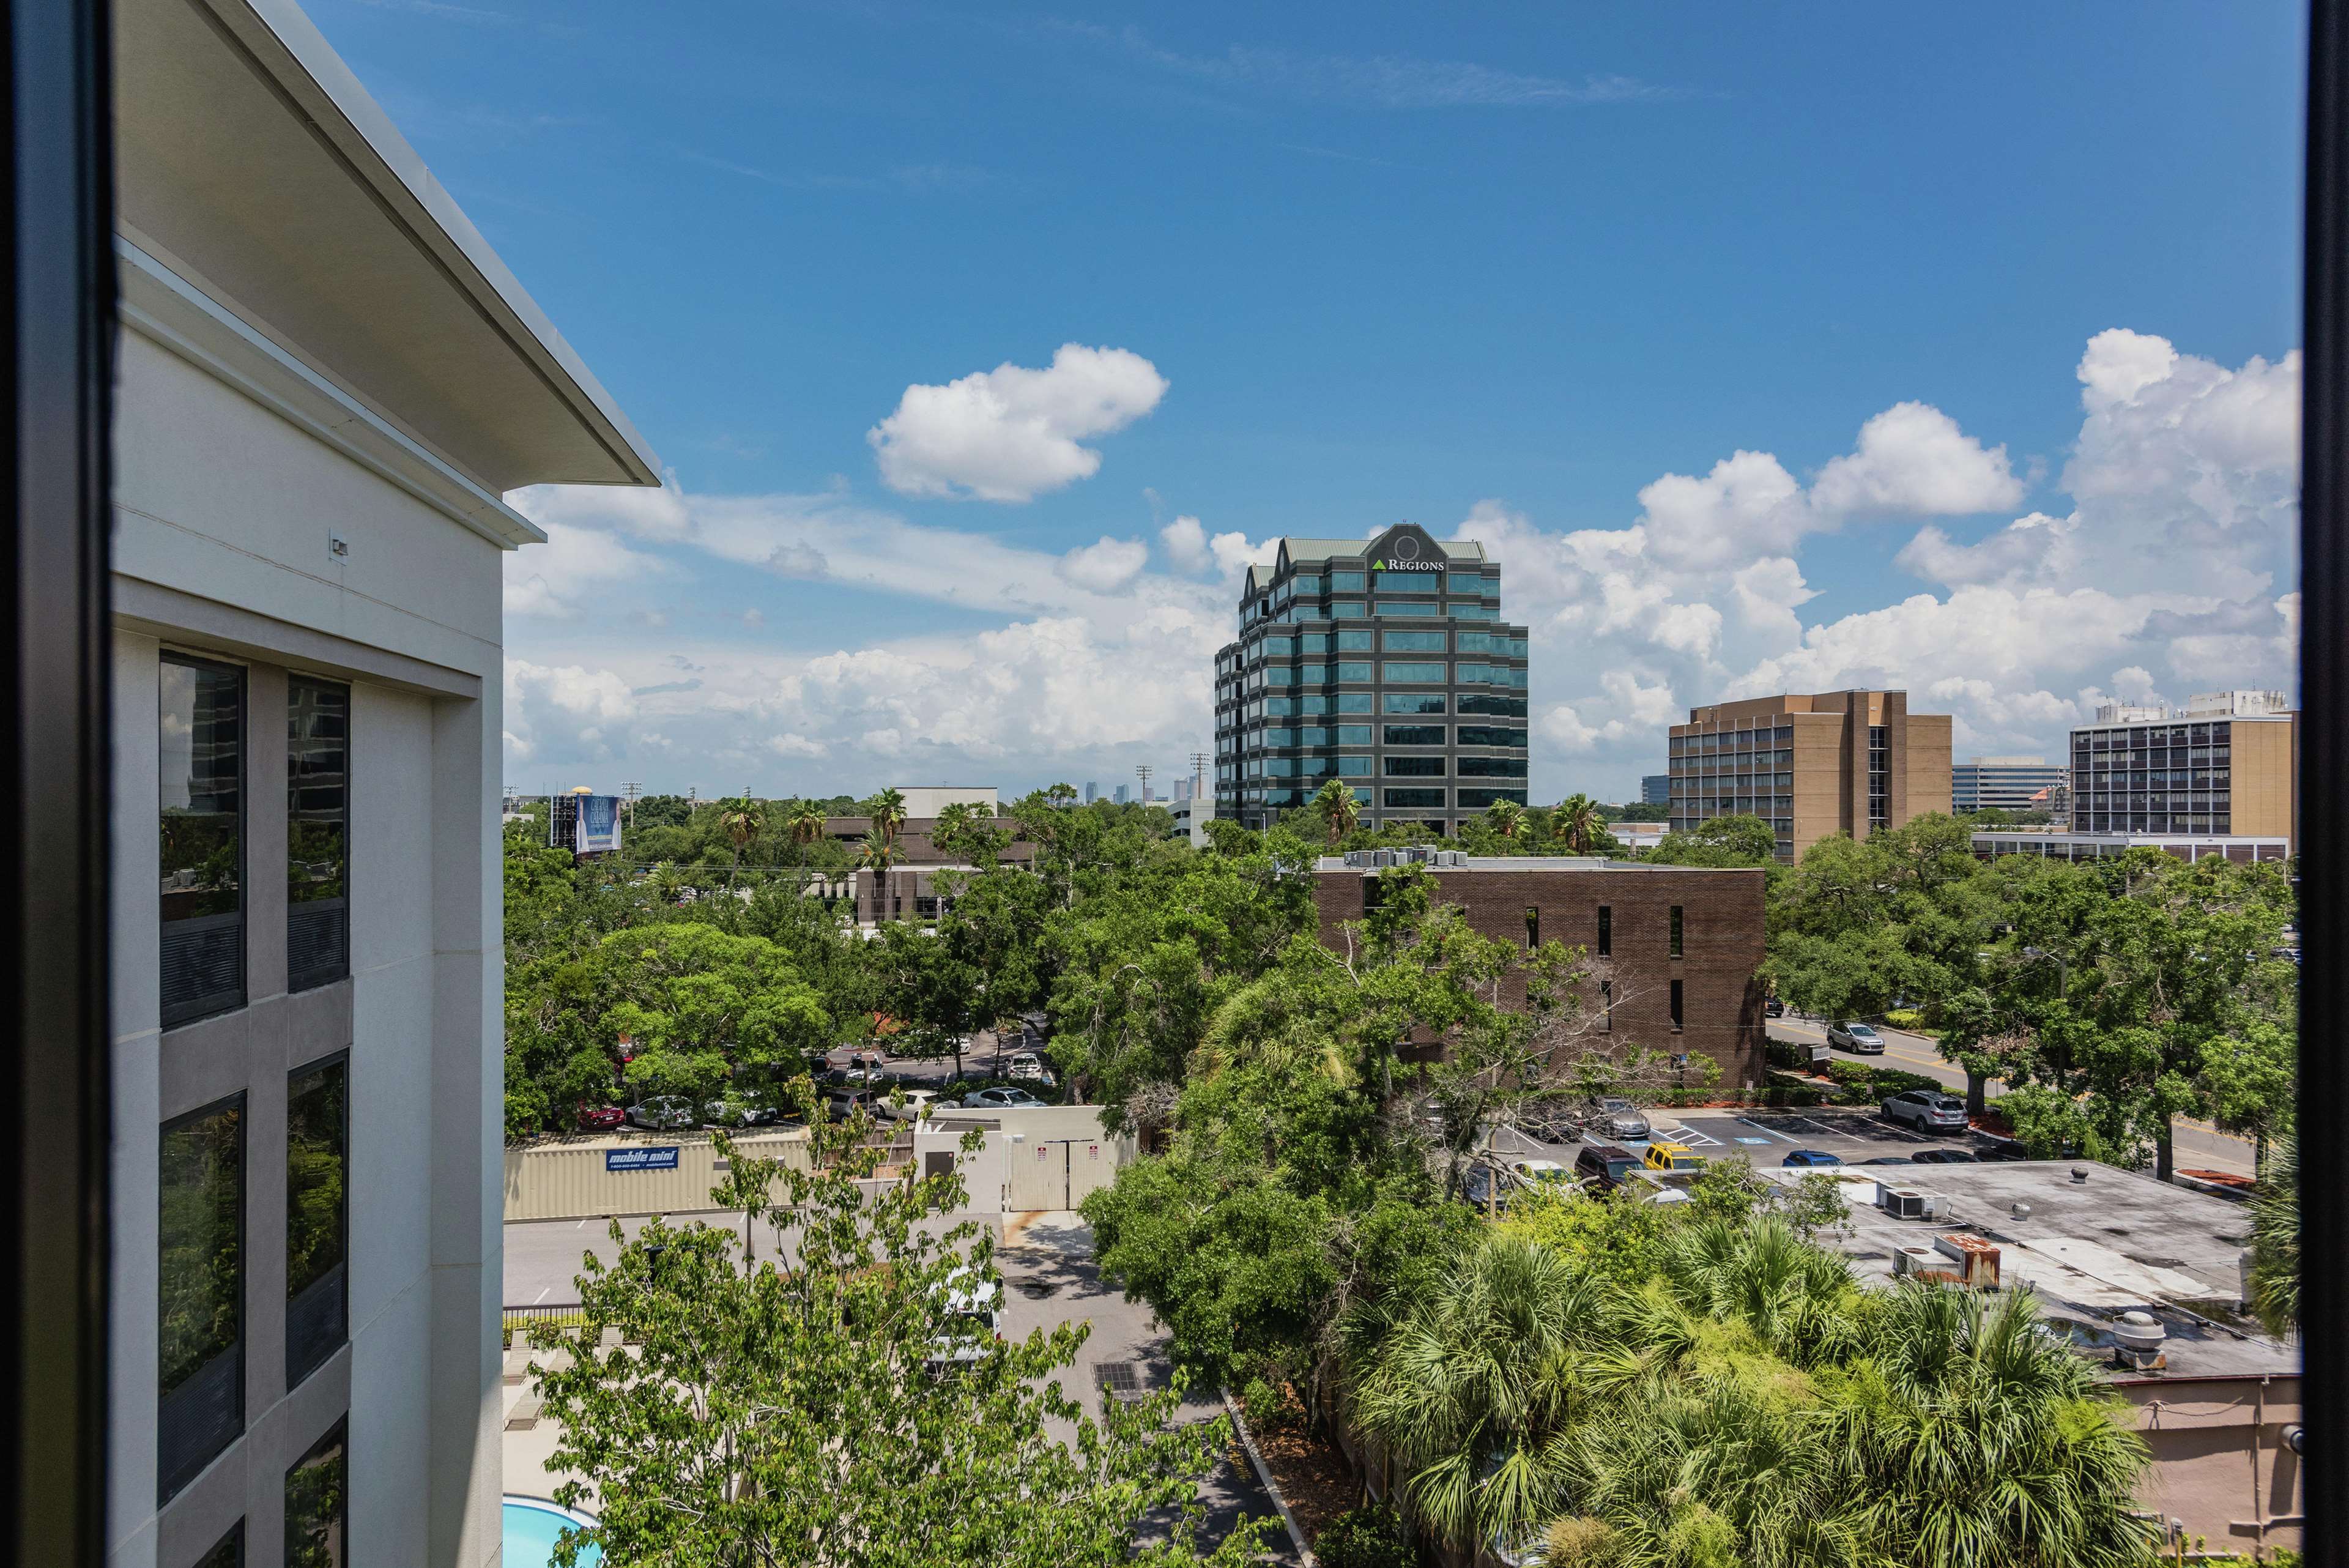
[[2110, 1310, 2167, 1372], [1880, 1188, 1928, 1221]]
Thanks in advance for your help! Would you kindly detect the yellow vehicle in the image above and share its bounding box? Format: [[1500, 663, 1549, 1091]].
[[1644, 1141, 1707, 1172]]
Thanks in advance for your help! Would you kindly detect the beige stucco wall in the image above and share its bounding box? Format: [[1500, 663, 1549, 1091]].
[[2229, 719, 2296, 845], [2118, 1376, 2302, 1553]]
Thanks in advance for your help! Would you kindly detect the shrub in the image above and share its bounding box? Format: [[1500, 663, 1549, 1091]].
[[1239, 1374, 1297, 1435], [1883, 1008, 1929, 1031], [1315, 1504, 1416, 1568]]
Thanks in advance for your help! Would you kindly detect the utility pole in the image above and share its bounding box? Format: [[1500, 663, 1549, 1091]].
[[622, 780, 640, 828], [1135, 763, 1153, 803], [1189, 751, 1208, 797]]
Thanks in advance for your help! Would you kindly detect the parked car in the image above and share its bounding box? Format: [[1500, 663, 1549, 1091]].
[[826, 1066, 887, 1091], [1828, 1022, 1885, 1054], [1858, 1156, 1915, 1165], [1644, 1141, 1706, 1172], [1973, 1142, 2033, 1162], [625, 1095, 696, 1131], [1584, 1096, 1652, 1142], [959, 1087, 1047, 1110], [824, 1089, 874, 1122], [1881, 1090, 1969, 1132], [1780, 1148, 1842, 1168], [702, 1097, 784, 1128], [878, 1088, 940, 1122], [1764, 996, 1786, 1018], [924, 1268, 1003, 1374], [1907, 1148, 1979, 1165], [574, 1102, 625, 1132], [1004, 1052, 1056, 1088], [1573, 1142, 1642, 1191]]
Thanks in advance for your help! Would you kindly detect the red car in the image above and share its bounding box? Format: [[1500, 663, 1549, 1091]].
[[574, 1102, 625, 1131]]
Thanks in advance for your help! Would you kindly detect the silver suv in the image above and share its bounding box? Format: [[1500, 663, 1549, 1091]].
[[1882, 1090, 1968, 1132]]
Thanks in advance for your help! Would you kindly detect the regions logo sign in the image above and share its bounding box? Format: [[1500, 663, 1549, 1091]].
[[605, 1146, 680, 1172]]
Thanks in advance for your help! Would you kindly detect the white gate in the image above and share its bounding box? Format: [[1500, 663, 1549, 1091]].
[[1007, 1138, 1116, 1212]]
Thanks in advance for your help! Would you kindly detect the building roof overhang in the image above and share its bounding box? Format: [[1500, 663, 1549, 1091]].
[[114, 0, 661, 497]]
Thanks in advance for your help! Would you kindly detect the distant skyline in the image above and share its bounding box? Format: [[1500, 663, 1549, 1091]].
[[302, 2, 2306, 800]]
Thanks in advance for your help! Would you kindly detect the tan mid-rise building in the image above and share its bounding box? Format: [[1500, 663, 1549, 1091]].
[[1667, 690, 1953, 860], [2067, 691, 2297, 848]]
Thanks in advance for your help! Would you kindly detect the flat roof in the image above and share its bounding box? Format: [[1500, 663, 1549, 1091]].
[[1314, 853, 1760, 874], [1768, 1162, 2291, 1380], [115, 0, 660, 494]]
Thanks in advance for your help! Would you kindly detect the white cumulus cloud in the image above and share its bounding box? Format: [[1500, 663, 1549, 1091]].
[[865, 344, 1168, 502], [1058, 535, 1150, 593]]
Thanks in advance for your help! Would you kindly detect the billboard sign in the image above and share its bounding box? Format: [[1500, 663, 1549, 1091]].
[[604, 1146, 678, 1172], [576, 793, 622, 855]]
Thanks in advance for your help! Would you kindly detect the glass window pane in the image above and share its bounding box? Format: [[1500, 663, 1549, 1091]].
[[1382, 631, 1446, 652], [1335, 725, 1374, 745], [286, 1057, 348, 1386], [1329, 571, 1366, 592], [1384, 756, 1445, 776], [161, 656, 244, 1025], [193, 1523, 245, 1568], [288, 677, 349, 992], [1384, 725, 1445, 746], [1382, 661, 1447, 683], [160, 1096, 245, 1503], [1384, 788, 1446, 808], [1371, 570, 1439, 591], [285, 1422, 347, 1568], [1336, 693, 1375, 713], [1336, 629, 1375, 651]]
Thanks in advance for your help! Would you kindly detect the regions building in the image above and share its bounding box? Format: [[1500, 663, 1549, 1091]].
[[1214, 524, 1531, 834], [1668, 690, 1953, 860], [2067, 691, 2296, 847], [111, 0, 660, 1560], [1952, 756, 2067, 816], [1309, 849, 1768, 1086]]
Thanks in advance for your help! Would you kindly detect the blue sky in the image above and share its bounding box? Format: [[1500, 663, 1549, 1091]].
[[308, 1, 2307, 800]]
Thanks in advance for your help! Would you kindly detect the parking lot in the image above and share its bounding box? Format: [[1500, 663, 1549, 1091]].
[[1491, 1101, 2003, 1170]]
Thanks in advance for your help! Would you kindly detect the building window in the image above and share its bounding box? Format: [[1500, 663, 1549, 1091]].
[[194, 1523, 245, 1568], [1384, 725, 1445, 746], [285, 1421, 347, 1566], [1524, 906, 1538, 949], [1670, 979, 1684, 1031], [1669, 905, 1683, 957], [160, 1094, 245, 1503], [1597, 905, 1611, 957], [1382, 630, 1446, 652], [286, 1055, 349, 1387], [1384, 693, 1445, 715], [1383, 788, 1446, 808], [161, 654, 245, 1027], [1384, 757, 1445, 776], [1382, 661, 1447, 684], [287, 677, 349, 992]]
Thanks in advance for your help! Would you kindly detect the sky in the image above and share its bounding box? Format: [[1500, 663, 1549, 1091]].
[[306, 1, 2307, 802]]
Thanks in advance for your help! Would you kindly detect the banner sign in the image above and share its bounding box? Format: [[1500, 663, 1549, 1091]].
[[605, 1146, 678, 1172], [577, 793, 622, 855]]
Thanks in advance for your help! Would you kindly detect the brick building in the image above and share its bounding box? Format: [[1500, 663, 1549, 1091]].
[[1309, 850, 1768, 1087], [818, 814, 1037, 924]]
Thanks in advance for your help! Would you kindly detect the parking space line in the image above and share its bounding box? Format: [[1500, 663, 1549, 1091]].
[[1734, 1117, 1799, 1143], [1654, 1121, 1721, 1148]]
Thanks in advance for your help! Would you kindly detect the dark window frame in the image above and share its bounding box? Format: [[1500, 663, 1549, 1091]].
[[286, 674, 349, 994], [1669, 904, 1684, 958], [158, 1090, 247, 1504], [284, 1050, 349, 1388], [283, 1418, 348, 1567], [1597, 905, 1611, 957], [1669, 978, 1684, 1033], [160, 652, 247, 1028]]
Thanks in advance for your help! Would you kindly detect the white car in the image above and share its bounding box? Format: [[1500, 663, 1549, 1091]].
[[959, 1087, 1046, 1110], [925, 1267, 1003, 1372], [1004, 1052, 1056, 1088], [878, 1088, 940, 1121]]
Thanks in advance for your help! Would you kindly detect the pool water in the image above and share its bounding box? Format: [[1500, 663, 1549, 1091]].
[[502, 1497, 602, 1567]]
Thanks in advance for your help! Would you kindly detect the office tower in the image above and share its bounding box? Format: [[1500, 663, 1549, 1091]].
[[1211, 523, 1529, 833], [1668, 690, 1953, 860], [1953, 756, 2068, 816]]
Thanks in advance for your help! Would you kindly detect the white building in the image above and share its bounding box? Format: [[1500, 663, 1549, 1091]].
[[109, 3, 657, 1565], [1168, 793, 1219, 847], [894, 785, 998, 817]]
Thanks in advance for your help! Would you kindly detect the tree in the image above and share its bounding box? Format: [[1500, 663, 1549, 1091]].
[[785, 799, 829, 855], [1483, 798, 1527, 846], [1048, 781, 1079, 808], [719, 797, 766, 886], [1646, 813, 1776, 867], [856, 830, 902, 923], [2249, 1134, 2298, 1339], [1313, 778, 1361, 846], [871, 786, 909, 846], [527, 1118, 1266, 1566], [1548, 793, 1607, 855]]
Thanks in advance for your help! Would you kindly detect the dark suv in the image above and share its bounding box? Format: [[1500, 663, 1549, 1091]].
[[1574, 1142, 1641, 1191]]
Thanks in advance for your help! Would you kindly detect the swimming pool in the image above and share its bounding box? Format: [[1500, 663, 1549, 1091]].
[[502, 1496, 602, 1567]]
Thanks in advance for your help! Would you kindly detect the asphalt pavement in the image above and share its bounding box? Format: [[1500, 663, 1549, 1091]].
[[1767, 1014, 2256, 1177]]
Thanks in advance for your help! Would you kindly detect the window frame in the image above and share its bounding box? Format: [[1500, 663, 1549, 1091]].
[[158, 1090, 248, 1505], [159, 651, 248, 1028], [284, 1049, 350, 1389]]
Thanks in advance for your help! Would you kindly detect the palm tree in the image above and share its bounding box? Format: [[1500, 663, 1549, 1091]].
[[1485, 798, 1527, 846], [718, 797, 765, 886], [783, 799, 828, 856], [1047, 782, 1078, 808], [856, 830, 901, 924], [871, 786, 908, 847], [1312, 778, 1360, 846], [932, 800, 978, 858], [1550, 793, 1605, 855], [1348, 1233, 1606, 1554], [2249, 1133, 2298, 1338]]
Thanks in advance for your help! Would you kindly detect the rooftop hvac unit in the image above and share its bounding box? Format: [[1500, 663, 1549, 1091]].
[[1893, 1245, 1938, 1276], [1933, 1233, 2002, 1289], [1880, 1187, 1928, 1221]]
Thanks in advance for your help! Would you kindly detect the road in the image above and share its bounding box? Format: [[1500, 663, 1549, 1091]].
[[1768, 1014, 2257, 1178]]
